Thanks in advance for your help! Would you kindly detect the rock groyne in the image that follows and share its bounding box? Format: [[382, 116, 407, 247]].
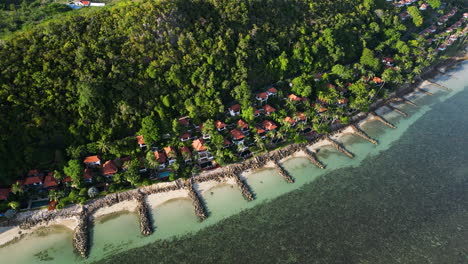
[[350, 125, 378, 145], [325, 136, 354, 158], [416, 87, 434, 96], [229, 173, 255, 201], [426, 80, 451, 91], [187, 181, 207, 221], [386, 104, 408, 117], [72, 208, 89, 258], [371, 112, 397, 129], [273, 160, 294, 183], [135, 193, 153, 236], [301, 146, 326, 169]]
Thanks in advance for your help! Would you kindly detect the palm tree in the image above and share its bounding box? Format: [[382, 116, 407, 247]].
[[253, 134, 266, 151], [96, 139, 110, 153]]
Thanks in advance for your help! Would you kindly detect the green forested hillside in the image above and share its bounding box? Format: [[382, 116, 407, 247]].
[[0, 0, 459, 184]]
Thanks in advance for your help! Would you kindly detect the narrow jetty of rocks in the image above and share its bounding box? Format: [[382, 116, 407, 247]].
[[301, 146, 326, 169], [416, 87, 434, 96], [325, 136, 354, 158], [273, 160, 294, 183], [426, 80, 451, 91], [187, 182, 207, 221], [386, 104, 408, 117], [135, 193, 153, 236], [229, 173, 254, 201], [400, 97, 417, 107], [73, 208, 89, 258], [371, 112, 396, 129], [350, 125, 378, 145]]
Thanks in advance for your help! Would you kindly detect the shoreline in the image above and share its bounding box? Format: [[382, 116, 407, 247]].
[[0, 57, 465, 250]]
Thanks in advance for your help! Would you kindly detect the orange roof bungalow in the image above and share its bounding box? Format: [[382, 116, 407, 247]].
[[23, 175, 44, 187], [296, 112, 307, 122], [237, 119, 249, 132], [223, 138, 232, 147], [0, 188, 11, 201], [83, 168, 93, 183], [288, 94, 302, 102], [44, 172, 59, 189], [263, 104, 276, 115], [267, 87, 278, 96], [372, 76, 384, 84], [178, 116, 190, 126], [102, 160, 118, 178], [254, 108, 261, 117], [262, 120, 278, 131], [256, 126, 267, 138], [164, 146, 177, 165], [337, 98, 349, 106], [229, 104, 241, 117], [256, 92, 269, 102], [284, 116, 296, 126], [192, 138, 208, 153], [154, 151, 167, 163], [215, 120, 227, 131], [83, 155, 101, 167], [180, 132, 191, 142], [136, 135, 146, 148], [230, 129, 245, 142]]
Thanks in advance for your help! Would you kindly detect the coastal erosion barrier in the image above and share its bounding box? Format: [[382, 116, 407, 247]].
[[350, 125, 378, 145], [301, 146, 326, 169], [416, 87, 434, 96], [135, 193, 153, 236], [371, 112, 397, 129], [73, 207, 89, 258], [425, 80, 451, 91], [187, 181, 208, 221], [273, 160, 295, 183], [386, 104, 408, 117], [229, 173, 255, 201], [325, 136, 354, 158]]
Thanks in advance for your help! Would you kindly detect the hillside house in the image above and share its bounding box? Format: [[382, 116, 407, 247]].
[[237, 119, 249, 133], [180, 132, 192, 142], [229, 104, 241, 116], [267, 87, 278, 96], [136, 135, 146, 149], [83, 169, 93, 183], [215, 120, 226, 131], [230, 129, 245, 144], [0, 188, 10, 201], [263, 104, 276, 115], [180, 146, 192, 164], [154, 151, 167, 169], [164, 146, 177, 165], [256, 92, 269, 103], [262, 120, 278, 131], [102, 160, 118, 178], [44, 172, 59, 189], [83, 155, 101, 167]]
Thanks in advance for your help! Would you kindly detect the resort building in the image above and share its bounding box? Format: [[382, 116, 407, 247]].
[[44, 172, 59, 189], [154, 151, 167, 169], [267, 87, 278, 96], [102, 160, 118, 178], [215, 120, 227, 131], [83, 169, 93, 183], [0, 188, 10, 201], [263, 104, 276, 115], [180, 132, 191, 142], [230, 129, 245, 144], [136, 135, 146, 149], [256, 92, 269, 103], [228, 104, 241, 116], [262, 120, 278, 131], [164, 146, 177, 165], [83, 155, 101, 167], [237, 119, 249, 133], [180, 146, 192, 164]]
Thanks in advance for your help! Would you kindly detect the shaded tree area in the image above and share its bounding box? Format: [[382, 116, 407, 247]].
[[0, 0, 444, 184]]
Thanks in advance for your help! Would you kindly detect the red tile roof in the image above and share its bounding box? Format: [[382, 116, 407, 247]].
[[154, 151, 167, 163], [285, 116, 296, 125], [229, 104, 241, 112], [297, 112, 307, 121], [215, 120, 226, 129], [23, 176, 43, 185], [180, 146, 192, 156], [372, 77, 383, 83], [256, 92, 268, 99], [237, 119, 249, 129], [254, 109, 261, 116], [136, 135, 145, 145], [262, 120, 278, 131], [192, 139, 207, 152], [0, 188, 10, 200], [288, 94, 302, 102], [84, 155, 100, 164], [263, 104, 276, 114], [180, 132, 191, 140], [224, 138, 231, 145], [102, 160, 118, 175], [178, 117, 190, 126], [267, 87, 278, 94], [256, 126, 266, 134], [164, 146, 177, 158], [230, 129, 245, 140], [44, 172, 59, 188]]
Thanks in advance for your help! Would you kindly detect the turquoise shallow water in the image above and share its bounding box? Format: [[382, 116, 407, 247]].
[[0, 62, 467, 263]]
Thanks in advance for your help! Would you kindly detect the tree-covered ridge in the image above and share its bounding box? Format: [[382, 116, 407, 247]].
[[0, 0, 464, 184]]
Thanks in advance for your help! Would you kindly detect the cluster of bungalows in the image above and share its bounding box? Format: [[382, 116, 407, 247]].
[[437, 7, 458, 25], [392, 0, 418, 8], [437, 16, 467, 51]]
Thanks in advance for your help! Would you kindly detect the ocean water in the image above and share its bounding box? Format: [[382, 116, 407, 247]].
[[0, 62, 467, 263]]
